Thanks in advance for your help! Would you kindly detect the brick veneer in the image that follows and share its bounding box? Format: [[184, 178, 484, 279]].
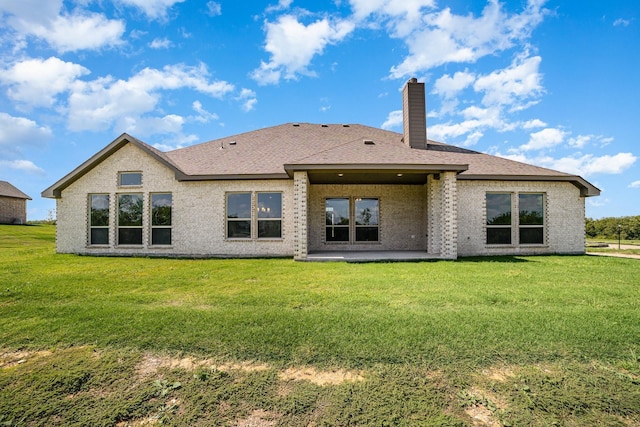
[[0, 197, 27, 224], [54, 141, 588, 259]]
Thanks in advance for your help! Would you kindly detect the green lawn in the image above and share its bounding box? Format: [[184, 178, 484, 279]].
[[1, 224, 639, 426]]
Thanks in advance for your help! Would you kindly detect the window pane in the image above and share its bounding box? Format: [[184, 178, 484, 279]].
[[326, 226, 349, 242], [227, 193, 251, 219], [355, 198, 379, 225], [120, 172, 142, 186], [487, 227, 511, 244], [520, 227, 544, 244], [258, 220, 281, 238], [356, 226, 379, 242], [486, 194, 512, 225], [119, 228, 142, 245], [228, 220, 251, 238], [257, 193, 282, 218], [325, 198, 349, 225], [90, 228, 109, 245], [118, 194, 142, 226], [152, 228, 172, 245], [152, 194, 172, 226], [90, 194, 109, 226], [519, 194, 543, 225]]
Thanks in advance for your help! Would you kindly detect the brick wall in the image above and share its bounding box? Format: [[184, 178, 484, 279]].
[[457, 180, 586, 256], [56, 142, 295, 256], [0, 196, 27, 224], [307, 183, 428, 252]]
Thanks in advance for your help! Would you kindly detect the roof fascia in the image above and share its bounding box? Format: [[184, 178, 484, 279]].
[[41, 134, 183, 198], [284, 163, 469, 177], [458, 174, 601, 197], [175, 173, 291, 181]]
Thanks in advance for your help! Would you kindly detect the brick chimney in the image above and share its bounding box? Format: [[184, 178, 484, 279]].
[[402, 77, 427, 149]]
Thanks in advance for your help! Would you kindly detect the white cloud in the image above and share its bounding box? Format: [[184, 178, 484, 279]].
[[149, 37, 172, 49], [350, 0, 437, 37], [0, 57, 90, 108], [381, 109, 403, 129], [629, 181, 640, 188], [252, 15, 355, 85], [0, 113, 52, 154], [0, 159, 45, 174], [522, 118, 546, 129], [67, 64, 234, 132], [496, 151, 637, 177], [266, 0, 293, 13], [474, 54, 543, 107], [236, 88, 257, 112], [428, 105, 505, 144], [433, 70, 475, 99], [119, 114, 185, 137], [389, 0, 547, 78], [192, 100, 219, 123], [520, 127, 567, 151], [206, 1, 222, 17], [117, 0, 186, 19], [0, 0, 125, 52], [613, 18, 631, 27]]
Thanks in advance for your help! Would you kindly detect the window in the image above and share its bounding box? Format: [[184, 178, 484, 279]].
[[355, 198, 379, 242], [89, 194, 109, 245], [486, 192, 545, 246], [325, 197, 380, 243], [151, 193, 172, 245], [325, 198, 349, 242], [257, 192, 282, 238], [227, 193, 251, 238], [118, 194, 143, 245], [119, 172, 142, 186], [486, 193, 512, 244], [519, 194, 544, 244]]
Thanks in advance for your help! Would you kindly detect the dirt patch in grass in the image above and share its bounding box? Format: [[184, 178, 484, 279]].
[[136, 353, 364, 387], [136, 353, 271, 378], [233, 409, 279, 427], [279, 366, 364, 386], [0, 349, 53, 368]]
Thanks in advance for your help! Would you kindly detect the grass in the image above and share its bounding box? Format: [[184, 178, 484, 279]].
[[1, 224, 639, 426]]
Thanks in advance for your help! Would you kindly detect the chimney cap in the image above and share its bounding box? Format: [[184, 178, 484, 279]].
[[408, 77, 418, 83]]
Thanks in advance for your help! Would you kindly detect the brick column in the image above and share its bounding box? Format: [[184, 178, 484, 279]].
[[440, 171, 458, 259], [293, 171, 309, 260], [426, 175, 442, 255]]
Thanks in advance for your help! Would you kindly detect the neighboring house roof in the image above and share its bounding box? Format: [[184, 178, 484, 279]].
[[41, 123, 600, 198], [0, 181, 31, 200]]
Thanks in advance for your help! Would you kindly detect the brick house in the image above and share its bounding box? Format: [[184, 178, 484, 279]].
[[42, 79, 599, 260], [0, 181, 31, 224]]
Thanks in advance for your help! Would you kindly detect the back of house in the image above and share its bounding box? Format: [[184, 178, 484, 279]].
[[42, 79, 599, 260]]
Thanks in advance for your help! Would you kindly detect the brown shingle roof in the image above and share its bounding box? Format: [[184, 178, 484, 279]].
[[166, 123, 578, 179], [42, 123, 600, 198], [0, 181, 31, 199]]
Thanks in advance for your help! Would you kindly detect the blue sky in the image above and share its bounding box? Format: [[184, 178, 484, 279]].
[[0, 0, 638, 220]]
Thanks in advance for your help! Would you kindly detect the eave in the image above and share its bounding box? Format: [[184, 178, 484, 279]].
[[41, 133, 184, 199], [458, 174, 601, 197]]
